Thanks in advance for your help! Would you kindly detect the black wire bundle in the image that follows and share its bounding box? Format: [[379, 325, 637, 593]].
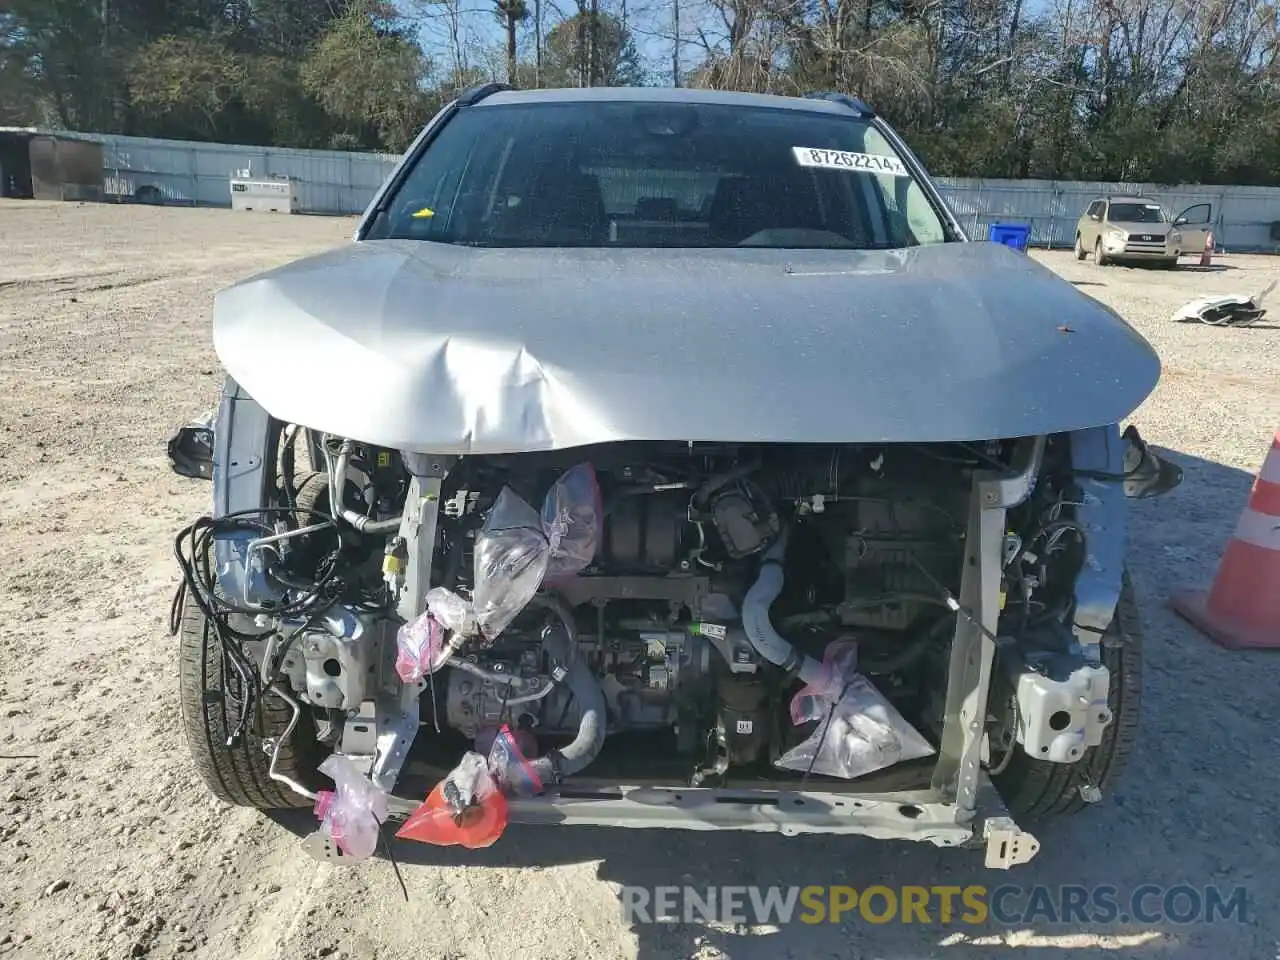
[[168, 506, 387, 747]]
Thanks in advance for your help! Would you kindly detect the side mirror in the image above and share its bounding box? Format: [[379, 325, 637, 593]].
[[1121, 425, 1182, 498], [1090, 213, 1102, 222], [1173, 216, 1188, 226], [168, 413, 215, 480]]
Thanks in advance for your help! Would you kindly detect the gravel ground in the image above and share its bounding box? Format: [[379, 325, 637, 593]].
[[1, 199, 1279, 960]]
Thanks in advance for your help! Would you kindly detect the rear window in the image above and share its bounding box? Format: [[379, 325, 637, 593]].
[[365, 101, 950, 250]]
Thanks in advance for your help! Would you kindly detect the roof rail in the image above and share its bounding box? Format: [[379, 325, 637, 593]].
[[803, 91, 875, 118], [456, 82, 514, 107]]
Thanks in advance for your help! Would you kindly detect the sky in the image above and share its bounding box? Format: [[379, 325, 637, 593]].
[[397, 0, 711, 85], [399, 0, 1062, 88]]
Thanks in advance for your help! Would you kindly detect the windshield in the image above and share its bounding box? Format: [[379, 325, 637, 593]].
[[366, 101, 951, 250], [1109, 202, 1167, 224]]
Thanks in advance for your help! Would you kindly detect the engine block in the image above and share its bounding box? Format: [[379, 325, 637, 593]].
[[443, 629, 713, 739]]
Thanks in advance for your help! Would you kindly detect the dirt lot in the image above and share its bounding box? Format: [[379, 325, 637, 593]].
[[1, 199, 1279, 960]]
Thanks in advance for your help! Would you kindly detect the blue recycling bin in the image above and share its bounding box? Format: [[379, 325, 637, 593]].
[[987, 222, 1031, 252]]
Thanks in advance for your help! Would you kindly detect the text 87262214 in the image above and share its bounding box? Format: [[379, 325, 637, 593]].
[[792, 147, 910, 177]]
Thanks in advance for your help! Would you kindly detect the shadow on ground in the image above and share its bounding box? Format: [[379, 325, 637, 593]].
[[1173, 263, 1239, 273], [1171, 319, 1277, 330], [272, 447, 1275, 960]]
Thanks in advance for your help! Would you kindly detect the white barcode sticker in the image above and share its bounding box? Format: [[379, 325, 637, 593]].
[[792, 147, 909, 177]]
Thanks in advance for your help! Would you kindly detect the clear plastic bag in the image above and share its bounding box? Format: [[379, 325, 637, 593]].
[[425, 586, 477, 636], [438, 751, 494, 810], [775, 651, 935, 780], [404, 465, 602, 650], [472, 487, 552, 641], [487, 724, 543, 797], [313, 755, 390, 860], [471, 464, 601, 641], [542, 463, 602, 581]]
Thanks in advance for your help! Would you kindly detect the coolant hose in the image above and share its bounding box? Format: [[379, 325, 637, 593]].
[[528, 618, 606, 783], [742, 531, 825, 685], [327, 439, 403, 534], [343, 513, 403, 534]]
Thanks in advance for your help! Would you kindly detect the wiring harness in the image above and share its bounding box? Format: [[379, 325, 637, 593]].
[[168, 506, 390, 747]]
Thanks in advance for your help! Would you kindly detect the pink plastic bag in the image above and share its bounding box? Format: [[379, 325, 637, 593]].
[[789, 639, 859, 725], [394, 587, 475, 683], [313, 755, 390, 860]]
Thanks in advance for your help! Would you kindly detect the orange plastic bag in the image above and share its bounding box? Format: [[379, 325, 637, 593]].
[[396, 753, 510, 849]]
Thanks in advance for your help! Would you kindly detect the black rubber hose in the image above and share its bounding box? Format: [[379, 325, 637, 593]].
[[345, 513, 403, 534], [528, 618, 606, 783], [859, 615, 953, 674]]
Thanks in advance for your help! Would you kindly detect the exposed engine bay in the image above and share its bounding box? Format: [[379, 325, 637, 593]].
[[174, 424, 1123, 801]]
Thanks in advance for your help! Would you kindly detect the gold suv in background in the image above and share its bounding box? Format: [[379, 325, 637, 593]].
[[1074, 196, 1213, 268]]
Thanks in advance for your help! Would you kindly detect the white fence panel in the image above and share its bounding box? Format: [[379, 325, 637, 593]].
[[98, 132, 399, 214], [938, 178, 1280, 251], [82, 130, 1280, 249]]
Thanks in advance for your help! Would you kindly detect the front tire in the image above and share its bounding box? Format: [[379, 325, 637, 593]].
[[177, 472, 331, 809], [178, 601, 322, 808], [993, 572, 1142, 821], [1094, 238, 1109, 266]]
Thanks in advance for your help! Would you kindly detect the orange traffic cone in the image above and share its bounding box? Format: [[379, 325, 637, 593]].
[[1169, 430, 1280, 649], [1199, 230, 1214, 267]]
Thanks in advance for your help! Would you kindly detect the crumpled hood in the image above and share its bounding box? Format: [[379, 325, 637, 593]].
[[212, 240, 1161, 454]]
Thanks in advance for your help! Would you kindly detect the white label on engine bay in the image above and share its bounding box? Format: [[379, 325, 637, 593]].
[[736, 719, 754, 734], [792, 147, 909, 176], [698, 623, 728, 640]]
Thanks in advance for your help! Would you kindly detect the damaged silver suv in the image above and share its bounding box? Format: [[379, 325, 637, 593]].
[[168, 84, 1180, 866]]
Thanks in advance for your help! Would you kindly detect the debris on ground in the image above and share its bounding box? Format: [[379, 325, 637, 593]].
[[1172, 279, 1275, 326]]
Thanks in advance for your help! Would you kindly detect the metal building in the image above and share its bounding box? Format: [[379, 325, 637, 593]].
[[0, 128, 104, 201], [96, 133, 398, 216]]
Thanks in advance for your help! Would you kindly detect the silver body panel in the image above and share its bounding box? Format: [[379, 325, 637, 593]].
[[213, 239, 1160, 454], [197, 91, 1152, 863]]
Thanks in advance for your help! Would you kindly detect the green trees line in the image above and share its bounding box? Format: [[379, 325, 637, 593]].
[[3, 0, 1278, 183]]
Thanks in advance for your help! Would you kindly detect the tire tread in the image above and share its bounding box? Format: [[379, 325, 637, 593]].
[[176, 472, 328, 810]]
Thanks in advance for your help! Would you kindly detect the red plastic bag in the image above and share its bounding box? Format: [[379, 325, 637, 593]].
[[396, 753, 510, 849]]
